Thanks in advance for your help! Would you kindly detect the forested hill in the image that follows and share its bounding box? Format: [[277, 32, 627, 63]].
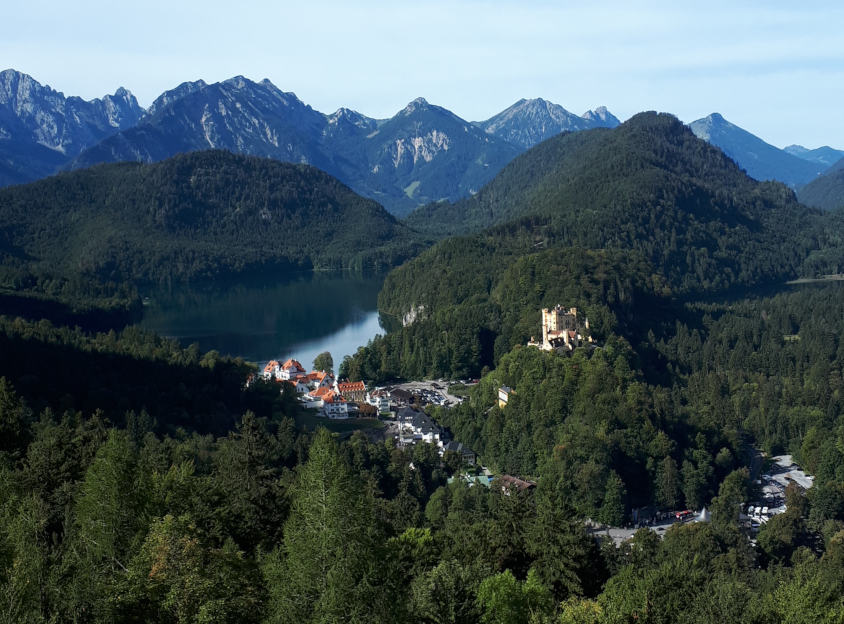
[[405, 112, 829, 251], [0, 150, 424, 289], [399, 113, 840, 303], [798, 157, 844, 211], [345, 113, 844, 382]]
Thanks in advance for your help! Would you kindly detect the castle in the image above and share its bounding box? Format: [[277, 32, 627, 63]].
[[528, 305, 593, 352]]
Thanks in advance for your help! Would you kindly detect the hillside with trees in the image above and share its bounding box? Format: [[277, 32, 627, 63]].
[[2, 296, 844, 620], [2, 108, 844, 621], [349, 114, 844, 387], [0, 150, 425, 326], [798, 157, 844, 211]]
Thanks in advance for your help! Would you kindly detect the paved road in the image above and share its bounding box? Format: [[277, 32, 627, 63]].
[[589, 517, 692, 545]]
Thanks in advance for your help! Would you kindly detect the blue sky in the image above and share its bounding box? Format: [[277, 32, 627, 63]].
[[3, 1, 842, 148]]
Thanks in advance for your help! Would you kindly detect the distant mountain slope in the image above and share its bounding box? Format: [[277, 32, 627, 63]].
[[798, 157, 844, 211], [348, 113, 844, 382], [1, 70, 621, 216], [398, 112, 836, 313], [0, 150, 423, 287], [404, 127, 606, 237], [69, 79, 522, 216], [689, 113, 823, 188], [0, 69, 144, 185], [354, 97, 521, 214], [784, 144, 844, 168], [474, 98, 619, 149], [70, 76, 333, 174], [67, 82, 525, 217]]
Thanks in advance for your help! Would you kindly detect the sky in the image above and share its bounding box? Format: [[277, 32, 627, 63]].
[[3, 0, 843, 148]]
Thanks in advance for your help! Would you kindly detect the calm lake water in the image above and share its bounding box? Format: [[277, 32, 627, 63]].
[[139, 272, 385, 369]]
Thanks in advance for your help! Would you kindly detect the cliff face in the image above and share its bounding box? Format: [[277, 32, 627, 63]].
[[0, 69, 145, 185]]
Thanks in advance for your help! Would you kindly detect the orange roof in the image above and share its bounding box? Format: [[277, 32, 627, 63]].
[[323, 391, 346, 404], [310, 386, 332, 398], [337, 381, 365, 392], [282, 358, 305, 371], [264, 360, 280, 372]]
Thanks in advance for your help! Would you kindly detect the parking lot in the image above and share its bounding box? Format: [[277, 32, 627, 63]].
[[386, 380, 466, 407]]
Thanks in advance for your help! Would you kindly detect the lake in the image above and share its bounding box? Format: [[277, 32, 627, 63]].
[[139, 272, 385, 369]]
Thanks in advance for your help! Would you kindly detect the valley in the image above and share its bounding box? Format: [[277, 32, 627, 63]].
[[2, 69, 844, 623]]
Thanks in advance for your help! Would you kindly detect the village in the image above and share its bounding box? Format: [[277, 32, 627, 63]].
[[259, 357, 494, 471], [260, 305, 817, 539], [251, 304, 599, 496]]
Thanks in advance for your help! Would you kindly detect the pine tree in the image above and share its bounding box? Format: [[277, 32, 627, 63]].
[[262, 428, 389, 624]]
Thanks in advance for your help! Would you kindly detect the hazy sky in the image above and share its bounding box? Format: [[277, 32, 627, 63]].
[[3, 1, 842, 148]]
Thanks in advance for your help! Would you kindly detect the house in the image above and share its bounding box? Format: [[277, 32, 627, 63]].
[[280, 358, 306, 380], [396, 406, 442, 445], [440, 440, 476, 466], [262, 360, 282, 381], [498, 386, 512, 408], [366, 390, 391, 414], [322, 391, 349, 419], [304, 370, 334, 390], [496, 475, 536, 494], [336, 380, 366, 402], [283, 379, 310, 395], [411, 411, 442, 444]]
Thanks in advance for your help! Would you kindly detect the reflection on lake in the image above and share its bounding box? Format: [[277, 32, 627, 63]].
[[139, 272, 385, 367]]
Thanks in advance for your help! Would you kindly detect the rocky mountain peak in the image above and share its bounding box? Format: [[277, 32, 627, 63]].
[[581, 106, 620, 127], [223, 75, 249, 90], [475, 97, 619, 149], [401, 97, 431, 115], [327, 107, 375, 129], [147, 80, 208, 117]]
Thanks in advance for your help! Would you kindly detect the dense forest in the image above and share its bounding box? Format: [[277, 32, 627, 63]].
[[402, 113, 843, 289], [3, 114, 844, 621], [0, 150, 426, 326], [2, 304, 844, 621], [349, 113, 844, 386], [798, 157, 844, 211]]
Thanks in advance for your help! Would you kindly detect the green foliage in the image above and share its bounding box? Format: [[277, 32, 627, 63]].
[[476, 568, 554, 624], [410, 558, 488, 624], [118, 514, 265, 623], [0, 316, 271, 436], [312, 351, 334, 374], [0, 150, 425, 320], [263, 428, 389, 624]]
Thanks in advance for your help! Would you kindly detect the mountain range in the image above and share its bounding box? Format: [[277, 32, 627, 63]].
[[1, 70, 619, 215], [0, 69, 144, 186], [3, 68, 843, 216], [784, 144, 844, 168], [400, 112, 835, 292]]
